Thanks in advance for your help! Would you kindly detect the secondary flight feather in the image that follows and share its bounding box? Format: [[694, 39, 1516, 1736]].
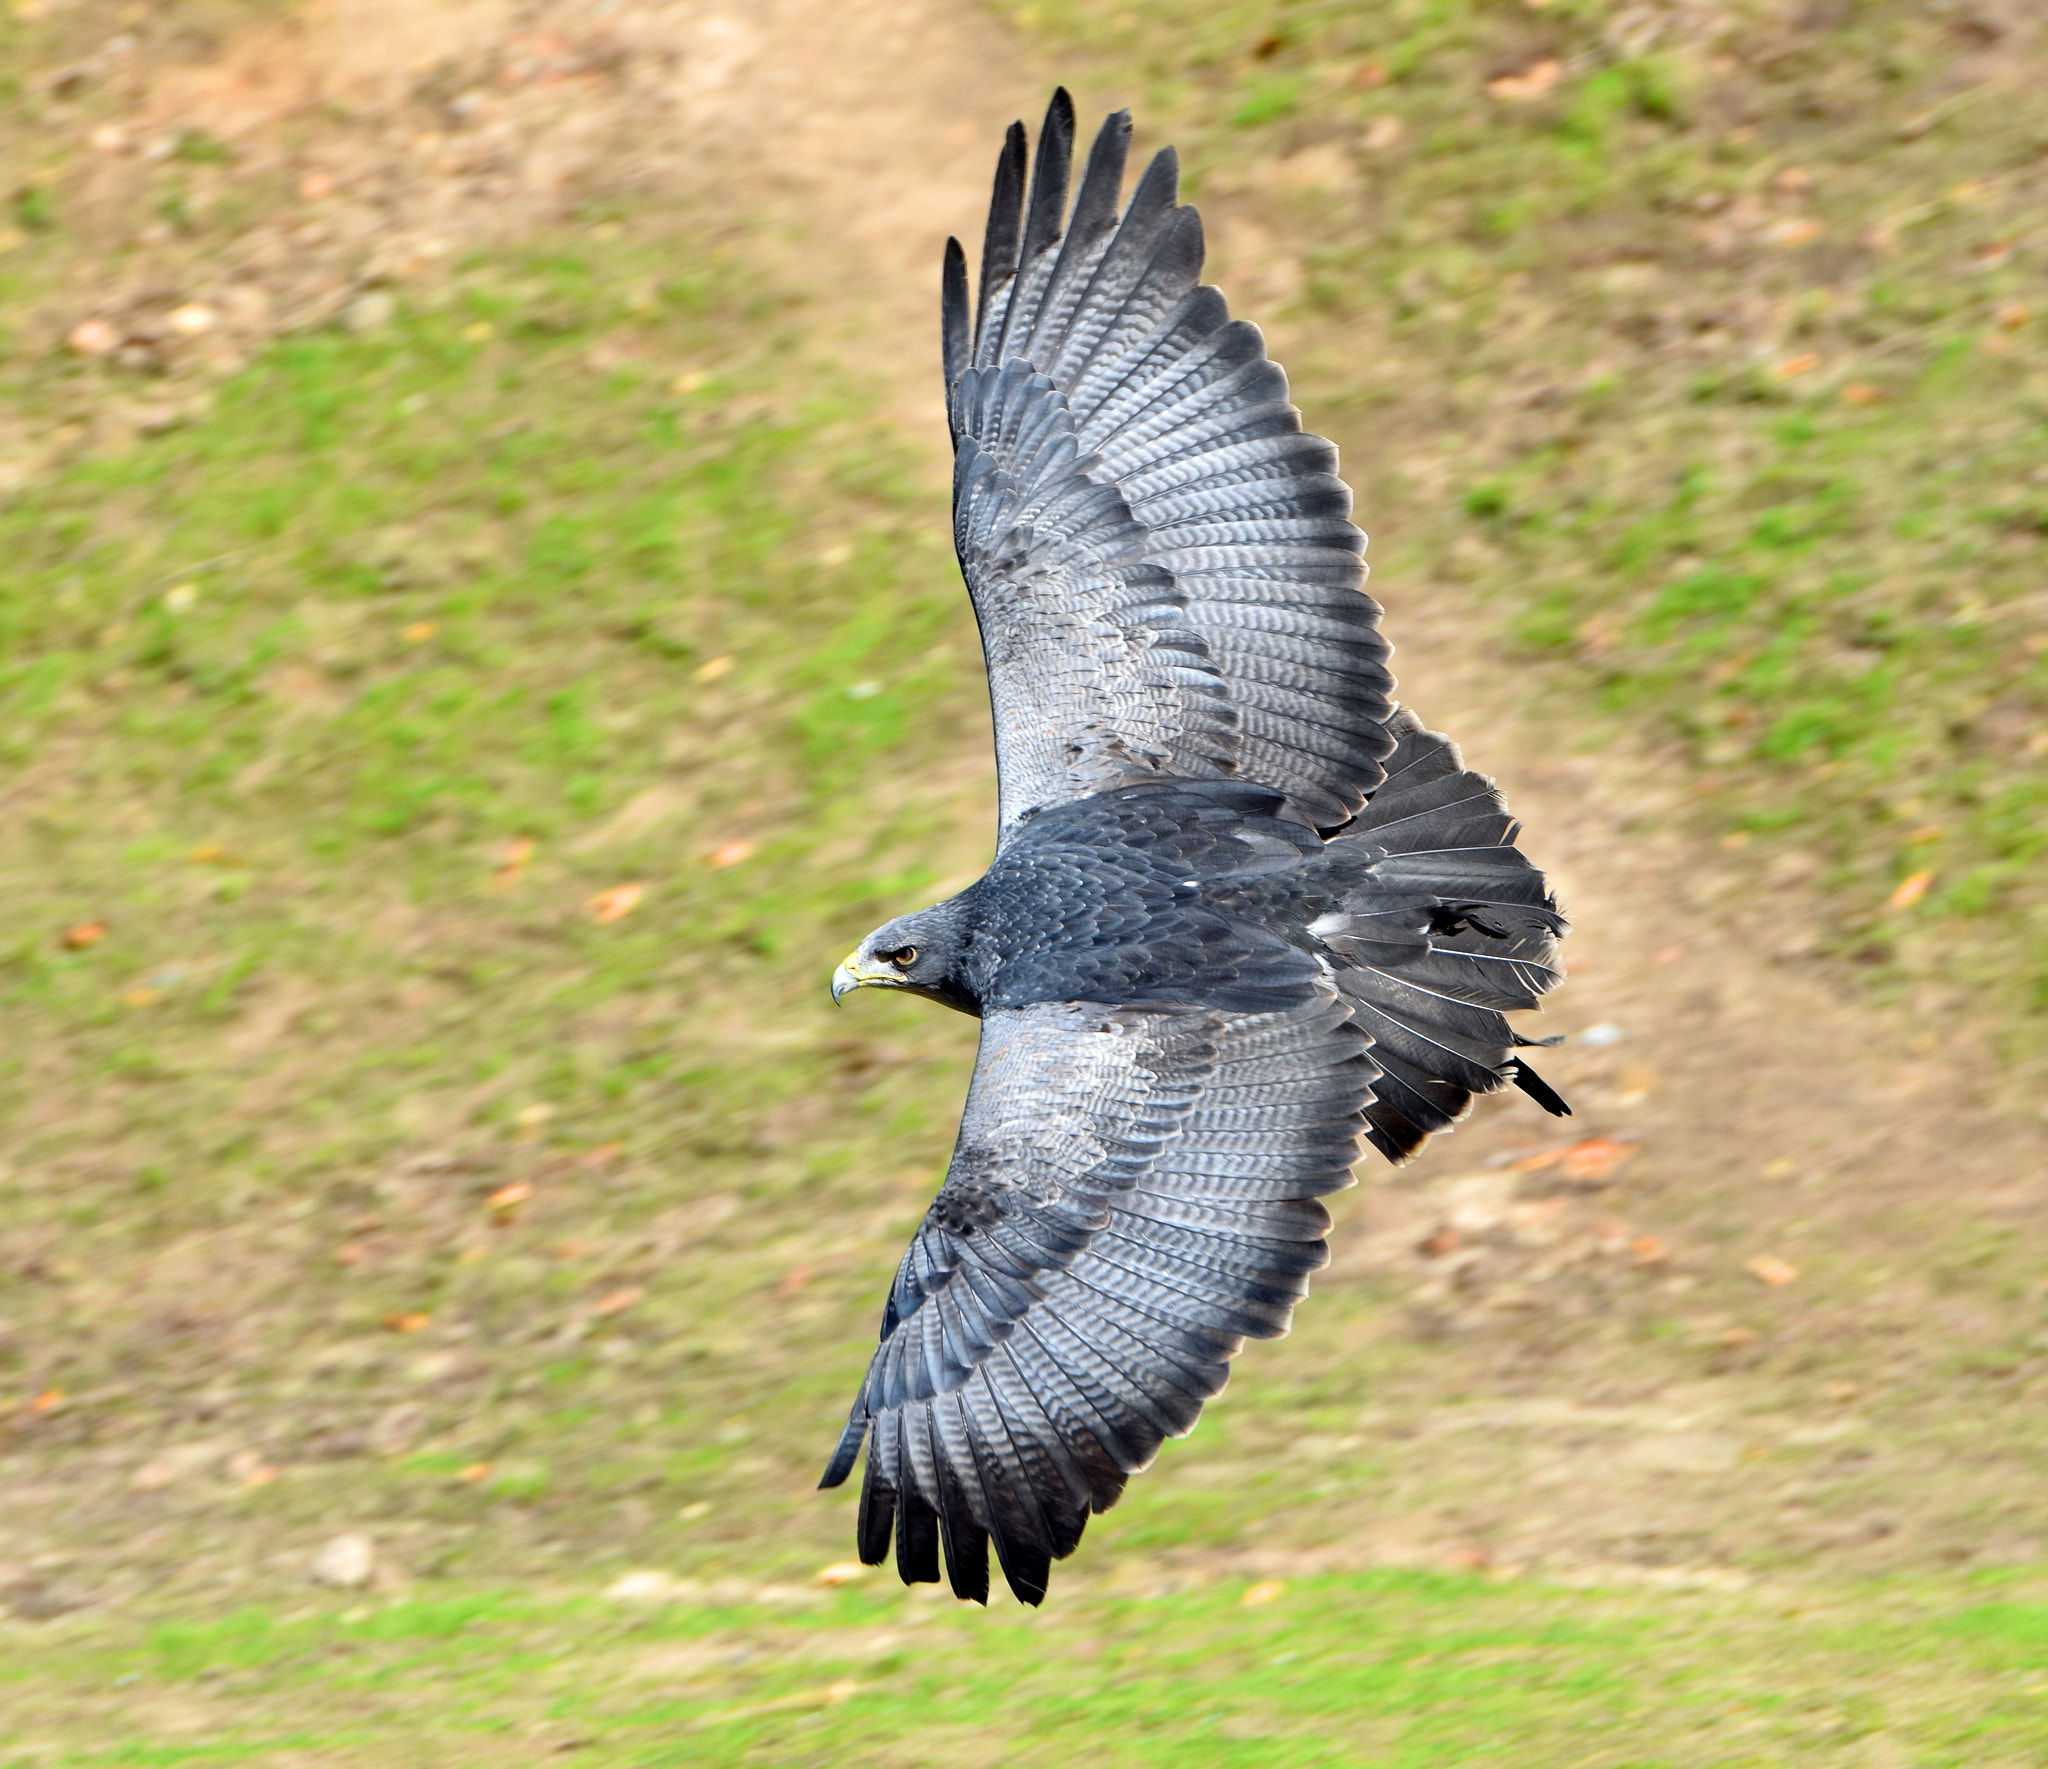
[[821, 90, 1571, 1606]]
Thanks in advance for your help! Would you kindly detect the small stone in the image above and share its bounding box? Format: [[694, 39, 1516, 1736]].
[[605, 1569, 693, 1603], [167, 302, 216, 337], [1577, 1022, 1624, 1047], [67, 318, 122, 356], [310, 1532, 376, 1588], [340, 289, 396, 333]]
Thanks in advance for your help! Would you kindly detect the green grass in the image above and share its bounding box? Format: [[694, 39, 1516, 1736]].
[[9, 1570, 2048, 1765], [0, 220, 1005, 1636], [1001, 0, 2048, 1056], [3, 2, 2048, 1763]]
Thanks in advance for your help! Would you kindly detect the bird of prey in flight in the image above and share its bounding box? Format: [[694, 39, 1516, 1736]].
[[821, 91, 1569, 1606]]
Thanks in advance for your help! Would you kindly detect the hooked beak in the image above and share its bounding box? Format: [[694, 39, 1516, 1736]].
[[831, 950, 899, 1006]]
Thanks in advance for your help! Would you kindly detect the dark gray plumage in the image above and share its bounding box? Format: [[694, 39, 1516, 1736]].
[[821, 92, 1570, 1607]]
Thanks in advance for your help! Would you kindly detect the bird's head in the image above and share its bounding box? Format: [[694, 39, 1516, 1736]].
[[831, 901, 978, 1016]]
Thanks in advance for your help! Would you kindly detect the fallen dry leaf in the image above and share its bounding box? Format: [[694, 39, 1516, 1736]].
[[121, 987, 162, 1008], [815, 1561, 868, 1587], [299, 170, 336, 200], [401, 620, 437, 644], [487, 1182, 533, 1212], [1513, 1137, 1637, 1181], [28, 1388, 64, 1415], [1487, 58, 1560, 101], [1630, 1235, 1668, 1267], [383, 1311, 432, 1333], [592, 1286, 643, 1317], [458, 1461, 493, 1483], [228, 1448, 277, 1487], [1415, 1229, 1460, 1259], [1840, 382, 1884, 406], [1768, 218, 1825, 247], [1997, 302, 2030, 331], [1773, 352, 1822, 379], [334, 1242, 368, 1267], [1746, 1255, 1799, 1287], [692, 653, 733, 682], [1720, 1325, 1760, 1347], [707, 840, 754, 869], [62, 921, 107, 950], [187, 843, 229, 863], [1560, 1137, 1636, 1181], [1887, 870, 1934, 910], [587, 882, 645, 924], [494, 837, 535, 887], [1240, 1579, 1285, 1607]]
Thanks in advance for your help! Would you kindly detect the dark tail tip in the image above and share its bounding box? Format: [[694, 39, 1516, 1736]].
[[1508, 1059, 1571, 1118]]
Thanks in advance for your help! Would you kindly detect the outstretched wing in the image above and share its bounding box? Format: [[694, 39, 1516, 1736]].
[[947, 91, 1396, 838], [819, 995, 1373, 1605]]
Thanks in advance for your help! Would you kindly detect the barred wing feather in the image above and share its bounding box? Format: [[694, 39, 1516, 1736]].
[[948, 91, 1396, 838], [818, 996, 1374, 1605]]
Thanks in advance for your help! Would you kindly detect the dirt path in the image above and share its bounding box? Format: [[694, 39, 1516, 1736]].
[[25, 0, 2048, 1582]]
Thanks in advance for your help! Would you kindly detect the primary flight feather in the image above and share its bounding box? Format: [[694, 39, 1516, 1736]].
[[820, 90, 1570, 1606]]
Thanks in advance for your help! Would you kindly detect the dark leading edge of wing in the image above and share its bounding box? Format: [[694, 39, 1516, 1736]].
[[945, 89, 1398, 837]]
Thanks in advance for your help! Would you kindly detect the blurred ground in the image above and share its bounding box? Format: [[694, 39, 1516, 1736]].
[[3, 0, 2048, 1763]]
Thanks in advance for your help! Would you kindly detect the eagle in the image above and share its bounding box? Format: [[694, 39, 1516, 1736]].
[[820, 91, 1569, 1606]]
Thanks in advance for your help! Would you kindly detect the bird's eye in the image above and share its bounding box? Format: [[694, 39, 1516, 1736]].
[[889, 946, 918, 966]]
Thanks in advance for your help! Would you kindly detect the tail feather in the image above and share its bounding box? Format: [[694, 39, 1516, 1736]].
[[1321, 708, 1570, 1162]]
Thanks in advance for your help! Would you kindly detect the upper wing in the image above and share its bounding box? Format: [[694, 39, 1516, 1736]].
[[947, 91, 1396, 838], [818, 994, 1373, 1605]]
